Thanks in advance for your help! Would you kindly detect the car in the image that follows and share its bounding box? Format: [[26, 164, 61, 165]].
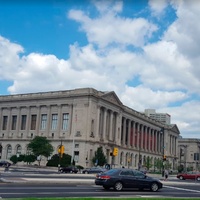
[[82, 167, 107, 174], [59, 166, 78, 173], [0, 160, 12, 167], [139, 167, 147, 174], [95, 168, 163, 192], [177, 171, 200, 181]]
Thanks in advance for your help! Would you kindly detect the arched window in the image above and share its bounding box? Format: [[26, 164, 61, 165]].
[[16, 145, 22, 156], [6, 145, 12, 159]]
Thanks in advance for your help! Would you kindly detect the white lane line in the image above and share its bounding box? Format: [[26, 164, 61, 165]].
[[165, 185, 200, 193]]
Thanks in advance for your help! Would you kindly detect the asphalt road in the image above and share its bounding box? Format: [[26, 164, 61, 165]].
[[0, 166, 200, 198]]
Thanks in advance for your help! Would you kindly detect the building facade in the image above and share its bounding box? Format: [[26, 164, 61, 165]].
[[178, 138, 200, 171], [0, 88, 180, 169], [144, 109, 171, 125]]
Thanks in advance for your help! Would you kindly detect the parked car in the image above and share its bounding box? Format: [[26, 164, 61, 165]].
[[0, 160, 12, 167], [95, 168, 163, 192], [59, 166, 78, 173], [82, 167, 107, 174], [177, 171, 200, 181]]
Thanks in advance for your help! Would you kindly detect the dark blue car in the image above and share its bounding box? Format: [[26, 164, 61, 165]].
[[95, 168, 162, 192]]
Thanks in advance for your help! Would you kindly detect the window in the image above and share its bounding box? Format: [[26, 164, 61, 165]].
[[75, 144, 79, 148], [30, 115, 37, 130], [21, 115, 27, 130], [40, 114, 47, 130], [2, 116, 8, 130], [74, 151, 79, 162], [62, 113, 69, 130], [16, 145, 22, 155], [51, 114, 58, 130], [6, 145, 12, 159], [11, 115, 17, 130]]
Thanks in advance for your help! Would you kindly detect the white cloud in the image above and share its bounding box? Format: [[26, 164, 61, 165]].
[[0, 36, 23, 80], [68, 5, 157, 48], [149, 0, 168, 16]]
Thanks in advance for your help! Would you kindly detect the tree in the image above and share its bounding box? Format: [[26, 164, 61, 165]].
[[92, 146, 107, 166], [46, 153, 71, 167], [145, 156, 153, 170], [10, 155, 18, 164], [24, 154, 36, 164], [27, 136, 54, 165]]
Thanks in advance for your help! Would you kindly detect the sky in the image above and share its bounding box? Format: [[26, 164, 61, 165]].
[[0, 0, 200, 139]]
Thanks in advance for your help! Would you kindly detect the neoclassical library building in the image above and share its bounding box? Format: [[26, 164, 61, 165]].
[[0, 88, 180, 169]]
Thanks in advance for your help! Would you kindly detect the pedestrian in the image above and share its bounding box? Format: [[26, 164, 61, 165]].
[[164, 169, 169, 181]]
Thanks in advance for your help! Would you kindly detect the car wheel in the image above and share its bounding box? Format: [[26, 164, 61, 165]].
[[103, 186, 110, 190], [179, 176, 184, 180], [114, 181, 123, 191], [85, 171, 89, 174], [150, 182, 159, 192], [197, 177, 200, 181], [60, 169, 64, 173]]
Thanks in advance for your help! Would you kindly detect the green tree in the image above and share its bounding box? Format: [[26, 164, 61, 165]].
[[24, 154, 37, 164], [46, 153, 71, 167], [146, 156, 153, 170], [10, 155, 18, 164], [92, 146, 107, 166], [27, 136, 54, 165]]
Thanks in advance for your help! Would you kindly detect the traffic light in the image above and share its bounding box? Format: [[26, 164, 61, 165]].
[[58, 145, 65, 158], [163, 155, 166, 161], [110, 152, 113, 156], [113, 147, 118, 156]]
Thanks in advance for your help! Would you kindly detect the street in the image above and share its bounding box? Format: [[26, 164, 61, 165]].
[[1, 166, 200, 198]]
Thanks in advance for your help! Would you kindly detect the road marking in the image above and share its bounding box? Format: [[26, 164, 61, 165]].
[[165, 185, 200, 193]]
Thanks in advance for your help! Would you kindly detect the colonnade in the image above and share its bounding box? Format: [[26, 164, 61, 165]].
[[97, 106, 165, 155]]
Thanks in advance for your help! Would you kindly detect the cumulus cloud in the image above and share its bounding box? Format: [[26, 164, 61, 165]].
[[68, 4, 157, 48], [0, 0, 199, 138]]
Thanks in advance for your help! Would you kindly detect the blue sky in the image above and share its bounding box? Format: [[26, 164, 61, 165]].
[[0, 0, 200, 138]]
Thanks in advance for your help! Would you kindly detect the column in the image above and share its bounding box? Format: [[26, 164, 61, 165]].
[[127, 119, 131, 147], [123, 117, 126, 146], [109, 110, 113, 141], [47, 105, 51, 137], [102, 108, 107, 140], [95, 105, 100, 140], [57, 104, 62, 138]]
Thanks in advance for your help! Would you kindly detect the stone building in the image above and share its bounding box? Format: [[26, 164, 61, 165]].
[[178, 138, 200, 171], [0, 88, 180, 169]]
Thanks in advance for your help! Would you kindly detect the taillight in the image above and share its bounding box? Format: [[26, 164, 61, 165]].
[[99, 175, 111, 180]]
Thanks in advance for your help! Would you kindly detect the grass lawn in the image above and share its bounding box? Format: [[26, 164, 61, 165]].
[[9, 198, 200, 200]]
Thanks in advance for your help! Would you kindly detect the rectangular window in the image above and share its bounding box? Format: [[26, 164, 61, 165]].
[[30, 115, 37, 130], [51, 114, 58, 130], [21, 115, 27, 130], [2, 116, 8, 130], [74, 151, 79, 162], [40, 114, 47, 130], [62, 113, 69, 130], [11, 115, 17, 130]]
